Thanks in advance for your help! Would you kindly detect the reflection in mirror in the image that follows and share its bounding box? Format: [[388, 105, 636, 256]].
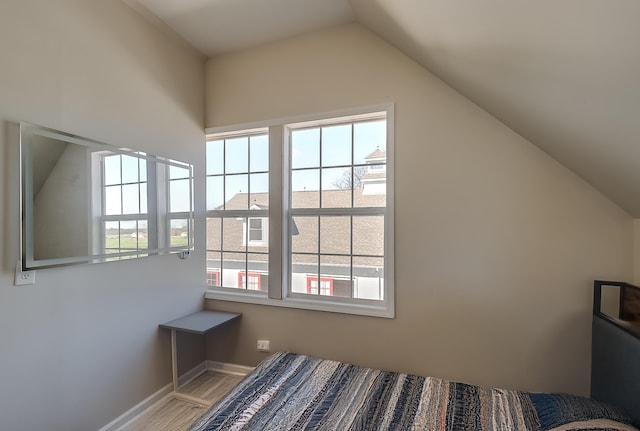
[[597, 282, 640, 337], [20, 122, 194, 269], [599, 284, 621, 319]]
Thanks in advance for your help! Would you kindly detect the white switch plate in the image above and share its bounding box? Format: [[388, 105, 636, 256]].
[[257, 339, 270, 352], [14, 261, 36, 286]]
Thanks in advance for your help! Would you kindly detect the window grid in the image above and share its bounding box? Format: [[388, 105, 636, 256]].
[[102, 154, 149, 256], [288, 116, 386, 301], [206, 131, 269, 291], [205, 105, 394, 318]]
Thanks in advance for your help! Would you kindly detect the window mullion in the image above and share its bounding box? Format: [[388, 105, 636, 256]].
[[269, 125, 284, 300]]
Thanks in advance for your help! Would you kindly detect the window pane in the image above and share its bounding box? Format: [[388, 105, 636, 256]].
[[291, 169, 319, 209], [105, 185, 121, 215], [206, 251, 221, 287], [207, 176, 224, 211], [105, 221, 119, 251], [239, 272, 261, 290], [170, 165, 189, 180], [354, 120, 386, 164], [122, 184, 140, 214], [121, 155, 139, 184], [247, 253, 268, 291], [321, 255, 351, 297], [119, 220, 137, 249], [322, 124, 351, 167], [225, 174, 248, 210], [320, 216, 351, 255], [170, 178, 191, 212], [207, 140, 224, 175], [291, 253, 318, 294], [170, 219, 189, 247], [291, 128, 319, 169], [321, 167, 352, 208], [138, 220, 148, 249], [104, 155, 120, 185], [140, 183, 148, 213], [225, 136, 248, 174], [322, 166, 351, 190], [291, 216, 317, 254], [207, 217, 222, 250], [353, 256, 384, 300], [355, 192, 386, 208], [223, 217, 245, 252], [353, 215, 384, 256], [250, 173, 269, 204], [139, 158, 147, 182], [250, 134, 269, 172], [222, 252, 245, 289], [249, 218, 262, 241]]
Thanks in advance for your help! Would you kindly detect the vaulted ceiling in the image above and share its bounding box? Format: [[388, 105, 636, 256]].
[[125, 0, 640, 217]]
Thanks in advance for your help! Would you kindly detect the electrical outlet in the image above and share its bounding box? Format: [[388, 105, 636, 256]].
[[14, 261, 36, 286], [257, 339, 270, 352]]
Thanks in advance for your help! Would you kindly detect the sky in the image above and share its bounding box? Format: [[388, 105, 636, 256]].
[[104, 154, 192, 223]]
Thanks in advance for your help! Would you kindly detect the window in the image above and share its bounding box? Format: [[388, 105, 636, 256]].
[[239, 272, 262, 290], [205, 130, 270, 291], [206, 104, 394, 318], [206, 270, 220, 287], [307, 277, 334, 296], [168, 164, 194, 248], [99, 153, 193, 259], [249, 218, 263, 242], [243, 217, 268, 246], [102, 153, 149, 256]]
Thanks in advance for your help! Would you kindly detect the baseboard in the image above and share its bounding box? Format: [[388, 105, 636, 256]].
[[206, 359, 255, 377], [97, 382, 172, 431], [98, 360, 253, 431], [179, 360, 208, 387]]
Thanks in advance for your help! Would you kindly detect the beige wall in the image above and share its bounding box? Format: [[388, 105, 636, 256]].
[[0, 1, 205, 430], [204, 24, 633, 396]]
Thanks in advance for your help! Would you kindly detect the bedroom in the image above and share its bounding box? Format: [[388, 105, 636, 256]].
[[0, 1, 638, 430]]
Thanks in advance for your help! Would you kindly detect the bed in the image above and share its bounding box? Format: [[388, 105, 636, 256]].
[[190, 282, 640, 430]]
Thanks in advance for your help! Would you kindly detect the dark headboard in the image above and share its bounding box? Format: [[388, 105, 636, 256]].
[[592, 280, 640, 422]]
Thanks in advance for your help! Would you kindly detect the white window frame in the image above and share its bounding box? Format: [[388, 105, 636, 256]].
[[91, 153, 194, 260], [205, 104, 395, 318]]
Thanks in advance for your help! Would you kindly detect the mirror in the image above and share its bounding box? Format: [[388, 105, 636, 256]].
[[20, 122, 194, 270]]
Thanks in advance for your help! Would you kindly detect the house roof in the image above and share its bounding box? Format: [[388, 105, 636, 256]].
[[129, 1, 640, 216], [365, 148, 386, 160], [210, 189, 385, 267], [222, 189, 385, 211]]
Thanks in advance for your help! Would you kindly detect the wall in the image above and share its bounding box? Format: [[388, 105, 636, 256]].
[[0, 1, 206, 430], [204, 24, 633, 396]]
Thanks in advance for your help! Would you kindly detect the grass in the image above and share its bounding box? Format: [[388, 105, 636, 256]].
[[105, 236, 189, 249]]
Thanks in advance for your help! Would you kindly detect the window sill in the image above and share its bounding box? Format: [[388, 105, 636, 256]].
[[204, 289, 394, 319]]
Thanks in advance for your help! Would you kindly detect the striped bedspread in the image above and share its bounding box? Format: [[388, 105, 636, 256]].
[[189, 352, 636, 431]]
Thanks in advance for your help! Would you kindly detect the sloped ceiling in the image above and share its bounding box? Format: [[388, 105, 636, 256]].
[[126, 0, 640, 217]]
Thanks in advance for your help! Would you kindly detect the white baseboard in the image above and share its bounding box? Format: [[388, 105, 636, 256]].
[[97, 382, 172, 431], [98, 360, 253, 431], [206, 359, 255, 377], [179, 361, 208, 387]]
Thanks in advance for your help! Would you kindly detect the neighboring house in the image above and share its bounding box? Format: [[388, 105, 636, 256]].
[[207, 149, 387, 300]]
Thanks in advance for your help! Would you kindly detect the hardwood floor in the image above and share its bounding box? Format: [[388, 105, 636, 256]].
[[120, 371, 243, 431]]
